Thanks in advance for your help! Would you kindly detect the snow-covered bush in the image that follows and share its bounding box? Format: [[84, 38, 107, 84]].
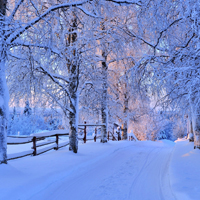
[[156, 122, 174, 140], [8, 107, 62, 135], [157, 131, 167, 140], [8, 114, 45, 135]]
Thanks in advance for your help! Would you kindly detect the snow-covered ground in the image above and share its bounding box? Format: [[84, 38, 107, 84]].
[[0, 139, 199, 200], [170, 139, 200, 200]]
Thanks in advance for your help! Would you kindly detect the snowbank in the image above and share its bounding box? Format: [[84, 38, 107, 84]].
[[170, 139, 200, 200]]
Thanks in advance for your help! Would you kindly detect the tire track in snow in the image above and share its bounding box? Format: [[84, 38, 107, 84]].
[[128, 146, 176, 200], [128, 147, 160, 199]]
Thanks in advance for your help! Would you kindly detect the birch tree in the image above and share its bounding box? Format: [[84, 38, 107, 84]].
[[0, 0, 9, 164]]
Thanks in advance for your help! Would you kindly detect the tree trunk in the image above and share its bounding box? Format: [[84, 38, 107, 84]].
[[101, 51, 108, 143], [0, 60, 8, 164], [68, 76, 79, 153], [68, 15, 79, 153], [189, 120, 193, 134], [122, 121, 128, 140], [187, 115, 194, 142], [0, 0, 8, 164], [122, 92, 128, 140], [68, 101, 78, 153], [194, 113, 200, 149]]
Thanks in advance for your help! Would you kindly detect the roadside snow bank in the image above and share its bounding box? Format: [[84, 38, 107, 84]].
[[170, 139, 200, 200]]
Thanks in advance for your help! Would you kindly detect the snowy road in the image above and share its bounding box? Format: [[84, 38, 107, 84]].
[[0, 140, 183, 200], [21, 141, 176, 200]]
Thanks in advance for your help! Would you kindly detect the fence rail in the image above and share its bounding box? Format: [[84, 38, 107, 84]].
[[7, 130, 69, 160]]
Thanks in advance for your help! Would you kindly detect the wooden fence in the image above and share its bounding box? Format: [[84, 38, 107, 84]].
[[107, 131, 117, 141], [7, 127, 104, 161], [7, 122, 120, 161], [7, 130, 69, 161]]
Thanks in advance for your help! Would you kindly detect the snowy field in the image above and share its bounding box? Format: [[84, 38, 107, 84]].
[[0, 139, 199, 200]]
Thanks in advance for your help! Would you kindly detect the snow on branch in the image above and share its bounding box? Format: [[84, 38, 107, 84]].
[[6, 0, 142, 44], [45, 89, 74, 114], [106, 0, 142, 6], [36, 65, 75, 111], [29, 0, 40, 17], [6, 0, 91, 43], [79, 81, 93, 95], [10, 42, 61, 56], [108, 56, 136, 64], [77, 6, 103, 18], [153, 17, 184, 52]]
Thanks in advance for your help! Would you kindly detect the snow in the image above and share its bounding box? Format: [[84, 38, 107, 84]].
[[8, 150, 33, 160], [36, 143, 57, 155], [187, 133, 194, 141], [0, 139, 199, 200], [30, 129, 69, 138], [7, 137, 33, 144], [128, 130, 138, 141], [170, 139, 200, 200]]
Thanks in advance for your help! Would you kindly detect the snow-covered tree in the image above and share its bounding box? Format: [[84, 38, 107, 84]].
[[1, 0, 143, 163], [23, 101, 32, 116], [0, 0, 9, 164], [118, 0, 200, 147]]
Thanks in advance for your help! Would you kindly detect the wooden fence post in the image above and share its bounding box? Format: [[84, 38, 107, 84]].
[[94, 127, 97, 142], [55, 134, 59, 150], [33, 137, 37, 156], [117, 127, 121, 141], [84, 121, 87, 143]]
